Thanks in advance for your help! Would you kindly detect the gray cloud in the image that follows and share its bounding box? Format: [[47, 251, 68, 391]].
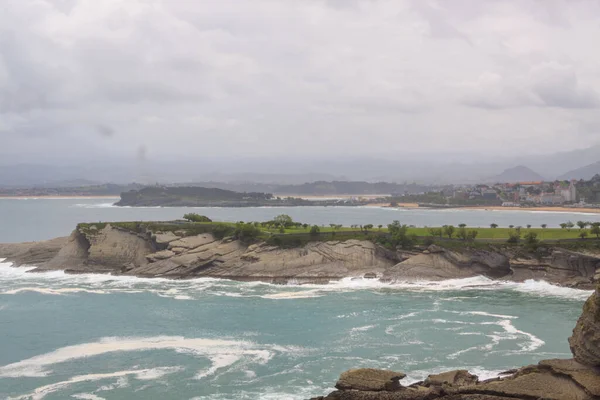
[[1, 0, 600, 166]]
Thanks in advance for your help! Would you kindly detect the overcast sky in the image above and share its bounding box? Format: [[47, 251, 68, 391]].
[[2, 0, 600, 165]]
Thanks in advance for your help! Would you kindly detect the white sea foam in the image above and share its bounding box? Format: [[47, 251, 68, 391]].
[[0, 336, 274, 378], [350, 325, 376, 333], [72, 202, 118, 209], [261, 290, 322, 299], [71, 394, 106, 400], [7, 368, 178, 400], [0, 260, 592, 301], [3, 287, 107, 295]]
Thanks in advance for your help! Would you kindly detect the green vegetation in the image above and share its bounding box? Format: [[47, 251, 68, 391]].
[[183, 213, 212, 223], [77, 216, 600, 250]]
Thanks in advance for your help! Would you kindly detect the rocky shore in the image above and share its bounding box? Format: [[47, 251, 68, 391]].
[[0, 223, 599, 288], [309, 282, 600, 400]]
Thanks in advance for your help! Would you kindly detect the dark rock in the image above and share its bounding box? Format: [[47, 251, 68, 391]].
[[424, 370, 478, 387], [364, 272, 377, 279], [335, 369, 407, 392], [569, 284, 600, 367]]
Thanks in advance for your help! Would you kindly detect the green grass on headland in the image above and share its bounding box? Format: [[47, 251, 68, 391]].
[[76, 215, 600, 249]]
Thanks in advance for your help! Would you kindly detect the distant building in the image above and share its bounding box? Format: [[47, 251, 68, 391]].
[[560, 181, 577, 203], [482, 190, 498, 200]]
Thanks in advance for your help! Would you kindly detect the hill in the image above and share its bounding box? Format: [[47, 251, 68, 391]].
[[487, 165, 545, 183], [558, 161, 600, 180]]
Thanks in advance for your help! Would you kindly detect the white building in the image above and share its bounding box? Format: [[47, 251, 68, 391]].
[[561, 181, 577, 203]]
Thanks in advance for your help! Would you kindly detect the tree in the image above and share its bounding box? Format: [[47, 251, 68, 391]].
[[183, 213, 212, 223], [234, 222, 261, 242], [590, 223, 600, 238], [443, 225, 455, 239], [363, 224, 374, 233], [386, 220, 416, 249], [541, 224, 547, 229], [579, 231, 588, 240], [458, 223, 467, 228], [457, 227, 468, 240], [490, 223, 498, 229], [378, 224, 383, 230], [523, 232, 539, 250], [560, 223, 568, 230], [274, 214, 294, 228], [576, 221, 587, 230], [509, 225, 514, 229], [507, 230, 521, 244], [302, 223, 309, 229], [526, 224, 531, 229], [310, 225, 320, 236], [566, 221, 574, 231], [428, 227, 442, 238], [468, 230, 479, 241]]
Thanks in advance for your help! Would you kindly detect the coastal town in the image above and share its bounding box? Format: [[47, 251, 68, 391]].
[[389, 174, 600, 210]]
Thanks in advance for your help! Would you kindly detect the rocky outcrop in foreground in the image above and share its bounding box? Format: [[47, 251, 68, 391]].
[[0, 224, 599, 287], [311, 285, 600, 400]]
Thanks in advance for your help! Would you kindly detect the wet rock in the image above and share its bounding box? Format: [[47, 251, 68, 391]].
[[335, 369, 406, 392], [424, 370, 478, 387], [569, 284, 600, 367], [364, 272, 377, 279]]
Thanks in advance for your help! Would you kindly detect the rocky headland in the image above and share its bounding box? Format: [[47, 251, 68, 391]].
[[0, 222, 599, 289]]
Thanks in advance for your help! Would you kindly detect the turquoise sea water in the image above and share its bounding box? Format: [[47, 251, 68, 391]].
[[0, 198, 594, 399]]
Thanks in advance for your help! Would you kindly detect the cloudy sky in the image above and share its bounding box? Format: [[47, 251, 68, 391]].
[[2, 0, 600, 165]]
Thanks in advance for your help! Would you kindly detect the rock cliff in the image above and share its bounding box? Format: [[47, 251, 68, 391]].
[[310, 285, 600, 400], [1, 224, 599, 287]]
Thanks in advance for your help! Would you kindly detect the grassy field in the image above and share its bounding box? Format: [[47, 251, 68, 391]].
[[79, 220, 600, 243]]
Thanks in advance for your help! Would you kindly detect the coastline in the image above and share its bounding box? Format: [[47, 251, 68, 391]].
[[364, 203, 600, 213], [0, 195, 119, 200], [462, 205, 600, 214]]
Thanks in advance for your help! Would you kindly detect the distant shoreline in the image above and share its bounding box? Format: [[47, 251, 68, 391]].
[[462, 205, 600, 214], [0, 195, 119, 200]]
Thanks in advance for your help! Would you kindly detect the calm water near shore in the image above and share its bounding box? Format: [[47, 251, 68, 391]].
[[1, 197, 600, 243], [0, 197, 595, 399]]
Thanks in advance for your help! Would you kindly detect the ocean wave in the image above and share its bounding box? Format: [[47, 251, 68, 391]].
[[7, 368, 180, 400], [0, 336, 275, 379], [0, 261, 592, 301], [72, 202, 117, 209]]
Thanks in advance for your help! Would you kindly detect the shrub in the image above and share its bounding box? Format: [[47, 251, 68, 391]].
[[310, 225, 320, 236], [183, 213, 212, 223], [234, 222, 262, 242], [211, 223, 236, 239]]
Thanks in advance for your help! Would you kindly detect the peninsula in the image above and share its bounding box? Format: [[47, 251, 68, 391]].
[[1, 216, 599, 289], [114, 186, 374, 207]]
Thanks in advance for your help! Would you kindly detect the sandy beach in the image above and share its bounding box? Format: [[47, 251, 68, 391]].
[[461, 205, 600, 214]]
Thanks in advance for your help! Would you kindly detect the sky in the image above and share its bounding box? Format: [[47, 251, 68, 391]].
[[2, 0, 600, 166]]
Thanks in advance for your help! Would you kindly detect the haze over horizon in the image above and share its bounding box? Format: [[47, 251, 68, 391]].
[[2, 0, 600, 183]]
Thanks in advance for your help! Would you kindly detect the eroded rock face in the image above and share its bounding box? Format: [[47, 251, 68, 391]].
[[383, 246, 511, 281], [312, 361, 600, 400], [335, 369, 406, 392], [570, 284, 600, 367]]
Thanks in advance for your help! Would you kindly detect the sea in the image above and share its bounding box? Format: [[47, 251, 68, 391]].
[[0, 198, 597, 400]]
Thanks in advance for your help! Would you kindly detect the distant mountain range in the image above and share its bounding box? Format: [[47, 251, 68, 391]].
[[486, 165, 546, 183], [558, 161, 600, 181], [2, 144, 600, 186]]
